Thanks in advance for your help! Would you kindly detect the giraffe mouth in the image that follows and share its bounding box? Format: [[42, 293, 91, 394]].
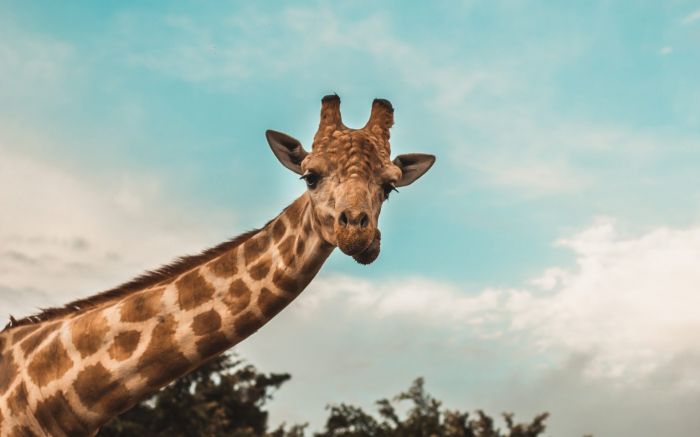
[[351, 230, 381, 265], [336, 224, 374, 255]]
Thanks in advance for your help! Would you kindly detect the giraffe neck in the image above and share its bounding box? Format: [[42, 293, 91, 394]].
[[0, 193, 334, 436]]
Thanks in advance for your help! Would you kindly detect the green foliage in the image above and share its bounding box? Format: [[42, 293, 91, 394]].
[[99, 354, 550, 437], [99, 354, 297, 437], [315, 378, 548, 437]]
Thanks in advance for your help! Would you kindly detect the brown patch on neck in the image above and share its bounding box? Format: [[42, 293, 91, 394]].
[[223, 279, 252, 315], [248, 256, 271, 280], [257, 287, 292, 319], [271, 219, 286, 243], [71, 310, 109, 358], [120, 287, 165, 323], [108, 330, 141, 361], [7, 382, 29, 415], [10, 426, 38, 437], [243, 233, 272, 265], [35, 391, 89, 436], [232, 311, 264, 340], [74, 363, 133, 416], [285, 196, 307, 229], [295, 237, 306, 256], [20, 322, 60, 355], [0, 350, 18, 392], [10, 325, 40, 342], [176, 271, 215, 311], [191, 309, 222, 336], [28, 336, 74, 387], [137, 314, 191, 388], [272, 269, 301, 295], [195, 332, 229, 358]]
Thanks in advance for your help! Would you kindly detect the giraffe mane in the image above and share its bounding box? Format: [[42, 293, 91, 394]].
[[3, 228, 262, 332]]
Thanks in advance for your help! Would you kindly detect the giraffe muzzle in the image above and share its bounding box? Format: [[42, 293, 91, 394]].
[[334, 210, 377, 256], [351, 229, 381, 265]]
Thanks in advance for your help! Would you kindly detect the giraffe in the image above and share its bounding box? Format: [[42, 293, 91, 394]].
[[0, 95, 435, 437]]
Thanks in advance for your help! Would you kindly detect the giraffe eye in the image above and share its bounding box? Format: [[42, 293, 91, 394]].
[[301, 172, 320, 189], [382, 182, 398, 200]]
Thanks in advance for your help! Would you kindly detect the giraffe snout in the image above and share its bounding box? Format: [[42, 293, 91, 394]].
[[334, 208, 376, 256], [338, 208, 370, 229]]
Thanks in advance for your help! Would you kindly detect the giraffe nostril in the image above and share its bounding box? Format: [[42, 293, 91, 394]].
[[359, 212, 369, 229], [338, 209, 371, 229]]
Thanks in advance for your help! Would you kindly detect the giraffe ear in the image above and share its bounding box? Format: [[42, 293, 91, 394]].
[[393, 153, 436, 187], [266, 130, 309, 175]]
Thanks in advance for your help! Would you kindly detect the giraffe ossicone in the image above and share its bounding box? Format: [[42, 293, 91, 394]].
[[0, 95, 435, 436]]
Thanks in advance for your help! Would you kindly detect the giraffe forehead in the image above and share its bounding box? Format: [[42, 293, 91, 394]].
[[311, 129, 390, 175]]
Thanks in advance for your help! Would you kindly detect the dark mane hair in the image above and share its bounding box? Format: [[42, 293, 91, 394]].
[[3, 229, 260, 332]]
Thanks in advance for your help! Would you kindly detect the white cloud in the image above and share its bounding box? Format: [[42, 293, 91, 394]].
[[0, 135, 233, 320], [681, 9, 700, 25], [268, 217, 700, 389], [659, 46, 673, 55], [300, 275, 505, 334], [448, 101, 699, 198], [508, 217, 700, 385], [473, 155, 590, 196]]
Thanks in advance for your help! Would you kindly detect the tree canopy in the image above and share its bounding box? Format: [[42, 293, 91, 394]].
[[98, 353, 550, 437]]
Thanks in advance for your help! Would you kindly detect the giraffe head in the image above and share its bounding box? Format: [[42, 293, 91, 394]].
[[266, 95, 435, 264]]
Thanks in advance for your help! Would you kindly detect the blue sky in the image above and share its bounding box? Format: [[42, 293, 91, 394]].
[[2, 2, 700, 435]]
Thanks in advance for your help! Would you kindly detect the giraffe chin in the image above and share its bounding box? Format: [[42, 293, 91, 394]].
[[336, 225, 375, 255], [352, 230, 381, 265]]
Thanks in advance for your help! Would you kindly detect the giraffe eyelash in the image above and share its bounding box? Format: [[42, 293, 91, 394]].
[[300, 171, 321, 189], [382, 182, 398, 200]]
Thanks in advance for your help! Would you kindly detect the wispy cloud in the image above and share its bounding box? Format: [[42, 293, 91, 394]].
[[282, 216, 700, 389], [507, 217, 700, 385], [118, 7, 469, 94], [301, 275, 505, 335], [0, 132, 235, 320], [681, 8, 700, 25], [0, 21, 78, 103]]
